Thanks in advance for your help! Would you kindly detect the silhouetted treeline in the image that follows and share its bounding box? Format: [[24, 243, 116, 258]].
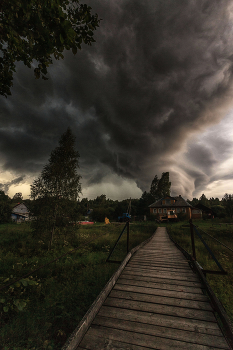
[[1, 190, 233, 223]]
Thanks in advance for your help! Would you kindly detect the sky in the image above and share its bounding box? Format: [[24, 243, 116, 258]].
[[1, 0, 233, 201]]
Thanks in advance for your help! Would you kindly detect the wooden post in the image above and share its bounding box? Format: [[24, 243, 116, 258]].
[[189, 219, 196, 260], [127, 220, 129, 253]]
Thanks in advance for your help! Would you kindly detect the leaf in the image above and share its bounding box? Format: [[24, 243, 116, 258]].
[[0, 299, 5, 303], [3, 306, 9, 312], [27, 280, 38, 285], [20, 279, 28, 286], [14, 282, 21, 287], [3, 278, 9, 283], [14, 299, 27, 311], [60, 34, 64, 44], [72, 46, 77, 55]]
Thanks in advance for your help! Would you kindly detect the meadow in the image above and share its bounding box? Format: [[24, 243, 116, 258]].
[[1, 219, 232, 349], [167, 219, 233, 324], [0, 222, 156, 350]]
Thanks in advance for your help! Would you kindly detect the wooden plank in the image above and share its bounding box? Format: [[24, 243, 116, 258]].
[[132, 256, 187, 264], [61, 231, 157, 350], [78, 332, 153, 350], [79, 325, 229, 350], [93, 316, 229, 348], [130, 259, 190, 267], [125, 265, 195, 275], [122, 268, 200, 282], [114, 283, 209, 301], [104, 297, 216, 322], [109, 289, 212, 311], [120, 272, 203, 287], [128, 262, 193, 270], [117, 277, 204, 294], [98, 305, 222, 335]]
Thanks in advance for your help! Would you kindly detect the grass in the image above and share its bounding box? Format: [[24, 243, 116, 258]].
[[167, 219, 233, 324], [1, 219, 232, 349], [0, 221, 156, 350]]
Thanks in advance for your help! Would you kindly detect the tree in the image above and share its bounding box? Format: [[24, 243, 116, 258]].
[[12, 192, 23, 202], [0, 0, 100, 97], [157, 172, 171, 198], [150, 175, 159, 200], [0, 190, 11, 223], [222, 193, 233, 219], [30, 128, 81, 248], [199, 194, 210, 207]]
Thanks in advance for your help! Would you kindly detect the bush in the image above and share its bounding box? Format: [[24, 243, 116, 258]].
[[176, 212, 187, 221]]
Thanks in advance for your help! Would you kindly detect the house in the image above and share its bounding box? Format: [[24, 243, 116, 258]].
[[11, 203, 30, 223], [194, 203, 217, 218], [149, 195, 202, 220]]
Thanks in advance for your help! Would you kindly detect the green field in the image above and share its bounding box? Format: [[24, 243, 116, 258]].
[[167, 219, 233, 324], [0, 222, 156, 350], [1, 220, 232, 349]]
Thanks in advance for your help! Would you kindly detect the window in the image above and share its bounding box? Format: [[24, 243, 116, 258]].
[[182, 208, 186, 213], [153, 208, 157, 214], [163, 208, 167, 213], [171, 208, 175, 211], [158, 208, 162, 213], [177, 208, 180, 213], [166, 199, 170, 204]]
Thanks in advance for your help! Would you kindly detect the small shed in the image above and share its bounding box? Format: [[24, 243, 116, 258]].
[[11, 203, 30, 223]]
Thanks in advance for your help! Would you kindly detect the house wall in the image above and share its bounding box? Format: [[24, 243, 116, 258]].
[[150, 207, 199, 219]]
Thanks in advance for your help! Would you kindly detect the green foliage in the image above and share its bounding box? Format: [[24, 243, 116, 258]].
[[222, 193, 233, 218], [0, 190, 12, 223], [168, 220, 233, 323], [0, 0, 100, 97], [30, 128, 81, 248], [0, 222, 155, 349], [0, 201, 12, 223], [149, 172, 171, 200], [150, 175, 159, 200], [199, 193, 210, 207]]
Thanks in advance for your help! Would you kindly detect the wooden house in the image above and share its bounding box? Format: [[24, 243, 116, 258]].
[[149, 195, 202, 220], [11, 203, 30, 223]]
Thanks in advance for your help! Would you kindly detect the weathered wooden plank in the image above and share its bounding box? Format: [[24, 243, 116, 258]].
[[109, 289, 212, 311], [128, 262, 193, 271], [93, 316, 229, 348], [114, 283, 209, 301], [80, 325, 228, 350], [132, 256, 188, 263], [98, 305, 222, 335], [78, 333, 153, 350], [122, 268, 200, 282], [125, 264, 195, 275], [117, 277, 204, 294], [120, 272, 203, 287], [104, 297, 216, 322], [130, 259, 190, 267]]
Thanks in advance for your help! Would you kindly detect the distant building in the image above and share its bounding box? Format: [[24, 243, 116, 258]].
[[194, 203, 217, 218], [11, 203, 30, 223], [149, 195, 202, 220]]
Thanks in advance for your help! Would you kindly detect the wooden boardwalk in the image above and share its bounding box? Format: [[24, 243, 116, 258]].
[[71, 227, 230, 349]]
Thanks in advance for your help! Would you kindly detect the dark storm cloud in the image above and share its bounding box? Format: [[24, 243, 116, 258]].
[[1, 0, 233, 196], [0, 176, 25, 193]]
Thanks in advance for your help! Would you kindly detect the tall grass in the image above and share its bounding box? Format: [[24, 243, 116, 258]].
[[168, 220, 233, 323], [0, 222, 156, 350]]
